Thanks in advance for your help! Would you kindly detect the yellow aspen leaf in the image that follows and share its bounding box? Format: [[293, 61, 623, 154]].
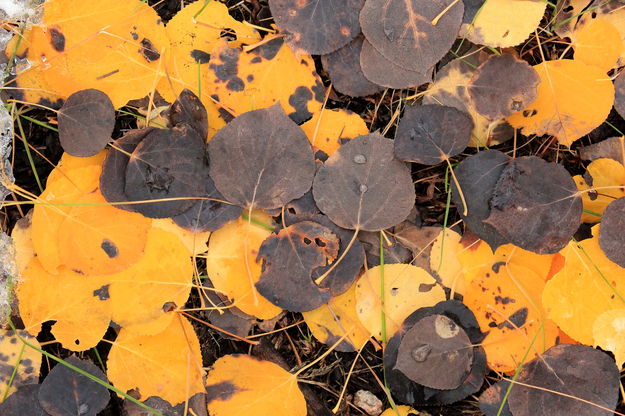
[[461, 0, 547, 48], [577, 2, 625, 66], [17, 259, 111, 351], [59, 190, 151, 276], [507, 59, 614, 146], [107, 315, 205, 405], [206, 213, 282, 320], [10, 212, 34, 275], [355, 264, 445, 339], [464, 262, 558, 373], [0, 330, 42, 402], [152, 218, 210, 256], [543, 226, 625, 345], [456, 235, 494, 285], [574, 158, 625, 223], [45, 151, 107, 187], [299, 109, 368, 156], [205, 354, 306, 416], [206, 38, 324, 124], [10, 0, 167, 108], [302, 281, 371, 352], [593, 308, 625, 367], [573, 17, 624, 73], [109, 227, 193, 336], [429, 228, 466, 295], [380, 406, 419, 416]]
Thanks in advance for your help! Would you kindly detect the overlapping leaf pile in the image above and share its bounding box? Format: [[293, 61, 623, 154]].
[[3, 0, 625, 415]]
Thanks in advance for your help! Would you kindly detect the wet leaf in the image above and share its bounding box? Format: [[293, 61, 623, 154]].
[[269, 0, 364, 54], [394, 104, 473, 165], [0, 330, 41, 401], [313, 133, 415, 231], [573, 158, 625, 224], [300, 108, 369, 157], [320, 35, 383, 97], [468, 54, 540, 120], [484, 156, 582, 254], [205, 354, 306, 416], [355, 264, 445, 338], [599, 197, 625, 267], [58, 89, 115, 157], [206, 213, 283, 320], [507, 344, 619, 416], [206, 38, 324, 124], [359, 0, 464, 73], [38, 356, 109, 416], [461, 0, 547, 48], [573, 17, 624, 73], [507, 59, 614, 146], [0, 385, 47, 416], [107, 316, 205, 405], [209, 104, 315, 210]]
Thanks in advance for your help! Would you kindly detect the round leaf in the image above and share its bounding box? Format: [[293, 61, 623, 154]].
[[599, 197, 625, 267]]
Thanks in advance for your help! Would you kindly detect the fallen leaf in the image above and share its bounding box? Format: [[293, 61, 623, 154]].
[[615, 70, 625, 121], [0, 330, 41, 401], [599, 197, 625, 267], [151, 218, 210, 256], [0, 384, 47, 416], [573, 16, 624, 72], [577, 0, 625, 66], [299, 108, 369, 157], [479, 381, 513, 416], [593, 308, 625, 367], [574, 158, 625, 224], [10, 212, 35, 275]]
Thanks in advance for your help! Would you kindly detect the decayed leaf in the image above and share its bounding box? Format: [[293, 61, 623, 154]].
[[38, 356, 109, 416], [479, 381, 513, 416], [552, 0, 592, 39], [615, 71, 625, 121], [0, 330, 41, 401], [201, 279, 255, 340], [593, 308, 625, 367], [58, 89, 115, 157], [464, 262, 558, 373], [578, 136, 625, 163], [574, 158, 625, 223], [17, 260, 111, 350], [507, 345, 619, 416], [572, 17, 624, 73], [468, 54, 540, 120], [507, 59, 614, 146], [205, 354, 306, 416], [599, 197, 625, 267], [109, 227, 193, 335], [269, 0, 363, 54], [302, 281, 371, 352], [313, 133, 415, 231], [423, 54, 514, 148], [0, 385, 47, 416], [320, 35, 382, 97], [542, 226, 625, 345], [355, 264, 445, 338], [394, 104, 473, 165], [107, 316, 205, 405], [206, 213, 282, 320], [167, 89, 209, 140], [461, 0, 547, 48], [359, 0, 463, 73], [206, 38, 324, 124], [300, 108, 368, 157], [9, 0, 168, 108]]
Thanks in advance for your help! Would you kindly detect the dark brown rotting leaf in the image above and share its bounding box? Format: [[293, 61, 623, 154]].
[[508, 344, 619, 416], [100, 128, 155, 212], [451, 150, 510, 249], [313, 133, 415, 231], [256, 221, 339, 312], [394, 224, 442, 271], [395, 314, 473, 390], [139, 38, 161, 62], [479, 381, 513, 416], [321, 34, 383, 97], [167, 89, 208, 140], [463, 0, 486, 24], [285, 213, 364, 296], [58, 89, 115, 157], [172, 175, 242, 232], [468, 54, 540, 120], [208, 104, 316, 210], [578, 136, 625, 162], [359, 38, 433, 89], [0, 384, 47, 416], [124, 393, 208, 416], [359, 0, 464, 73], [360, 229, 412, 268], [269, 0, 364, 54], [38, 356, 109, 416], [201, 279, 255, 340], [599, 197, 625, 267], [484, 156, 582, 254], [384, 300, 486, 406], [394, 104, 473, 165], [125, 124, 209, 218], [615, 70, 625, 121]]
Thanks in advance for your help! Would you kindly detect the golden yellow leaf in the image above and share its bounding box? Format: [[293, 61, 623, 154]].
[[109, 227, 193, 335], [107, 315, 205, 405], [577, 2, 625, 66], [299, 109, 368, 156], [0, 330, 42, 402], [573, 17, 624, 73], [429, 228, 466, 295], [152, 218, 210, 256], [593, 308, 625, 367], [380, 406, 419, 416], [543, 226, 625, 345], [355, 264, 445, 339], [205, 354, 306, 416], [507, 59, 614, 146], [206, 213, 282, 320], [574, 158, 625, 224], [10, 212, 34, 276]]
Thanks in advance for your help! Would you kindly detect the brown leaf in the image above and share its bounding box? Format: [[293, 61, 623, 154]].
[[479, 381, 513, 416], [167, 89, 209, 140], [0, 385, 47, 416], [615, 70, 625, 121], [599, 197, 625, 267], [578, 136, 625, 163]]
